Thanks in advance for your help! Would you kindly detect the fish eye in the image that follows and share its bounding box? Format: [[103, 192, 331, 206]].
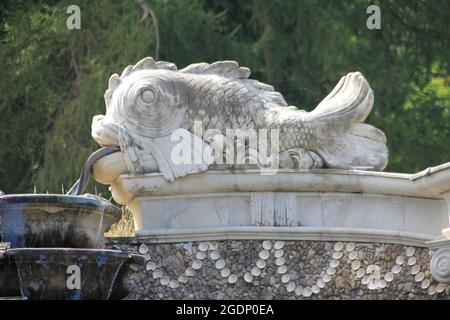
[[140, 88, 156, 104]]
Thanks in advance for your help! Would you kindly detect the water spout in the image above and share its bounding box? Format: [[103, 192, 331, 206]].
[[67, 146, 120, 196]]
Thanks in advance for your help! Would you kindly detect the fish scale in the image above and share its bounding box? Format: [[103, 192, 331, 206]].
[[181, 74, 314, 152]]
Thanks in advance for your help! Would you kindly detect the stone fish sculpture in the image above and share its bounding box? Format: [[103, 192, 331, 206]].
[[92, 57, 388, 182]]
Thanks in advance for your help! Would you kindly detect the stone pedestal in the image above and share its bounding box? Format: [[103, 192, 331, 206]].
[[109, 164, 450, 247]]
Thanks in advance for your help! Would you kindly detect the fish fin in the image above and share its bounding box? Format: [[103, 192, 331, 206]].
[[105, 74, 121, 107], [246, 80, 287, 106], [118, 127, 145, 174], [309, 72, 388, 170], [181, 61, 288, 106], [309, 72, 373, 125], [180, 61, 251, 79], [119, 57, 177, 79], [315, 123, 388, 171], [145, 130, 214, 182]]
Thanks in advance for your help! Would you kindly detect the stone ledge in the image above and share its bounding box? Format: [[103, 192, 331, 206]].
[[111, 165, 450, 203], [108, 168, 450, 241], [132, 226, 434, 247]]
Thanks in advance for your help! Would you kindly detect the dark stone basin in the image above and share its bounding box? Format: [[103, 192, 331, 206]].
[[0, 194, 121, 248], [7, 248, 130, 300], [0, 258, 21, 297]]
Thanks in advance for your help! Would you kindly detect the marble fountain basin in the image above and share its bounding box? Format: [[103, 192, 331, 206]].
[[0, 194, 121, 248], [6, 248, 130, 300]]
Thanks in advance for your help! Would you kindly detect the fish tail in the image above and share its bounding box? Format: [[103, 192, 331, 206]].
[[308, 72, 388, 170]]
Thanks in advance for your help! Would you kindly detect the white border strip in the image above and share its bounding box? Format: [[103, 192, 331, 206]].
[[133, 226, 434, 247]]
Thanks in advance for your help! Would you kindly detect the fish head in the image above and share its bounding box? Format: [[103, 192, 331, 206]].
[[92, 58, 189, 148], [105, 68, 187, 138]]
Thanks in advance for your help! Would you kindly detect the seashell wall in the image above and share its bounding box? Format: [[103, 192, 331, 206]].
[[110, 240, 450, 300]]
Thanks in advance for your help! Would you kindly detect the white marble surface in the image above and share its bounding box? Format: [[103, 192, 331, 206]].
[[129, 191, 446, 240], [107, 165, 450, 245]]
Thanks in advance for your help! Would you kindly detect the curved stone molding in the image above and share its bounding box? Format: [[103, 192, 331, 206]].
[[431, 247, 450, 284], [112, 165, 450, 201], [108, 166, 450, 244], [134, 226, 433, 247]]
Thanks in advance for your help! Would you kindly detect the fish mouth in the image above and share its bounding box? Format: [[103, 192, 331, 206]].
[[91, 114, 120, 147]]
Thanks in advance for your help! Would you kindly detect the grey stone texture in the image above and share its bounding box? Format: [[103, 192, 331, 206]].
[[109, 240, 450, 300]]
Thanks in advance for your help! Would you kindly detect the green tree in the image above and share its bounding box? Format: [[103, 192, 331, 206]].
[[0, 0, 448, 194]]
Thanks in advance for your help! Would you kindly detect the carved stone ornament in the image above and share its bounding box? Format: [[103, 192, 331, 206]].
[[430, 247, 450, 283], [91, 57, 388, 183]]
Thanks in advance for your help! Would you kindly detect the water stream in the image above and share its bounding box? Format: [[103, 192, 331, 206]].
[[66, 146, 120, 196]]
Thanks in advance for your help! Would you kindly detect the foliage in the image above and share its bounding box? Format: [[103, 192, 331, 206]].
[[105, 207, 135, 238], [0, 0, 449, 194]]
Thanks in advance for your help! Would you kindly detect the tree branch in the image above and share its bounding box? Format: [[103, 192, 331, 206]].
[[301, 63, 328, 94], [384, 2, 449, 41], [136, 0, 160, 61]]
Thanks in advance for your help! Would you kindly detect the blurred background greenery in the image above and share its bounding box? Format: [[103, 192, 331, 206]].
[[0, 0, 449, 196]]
